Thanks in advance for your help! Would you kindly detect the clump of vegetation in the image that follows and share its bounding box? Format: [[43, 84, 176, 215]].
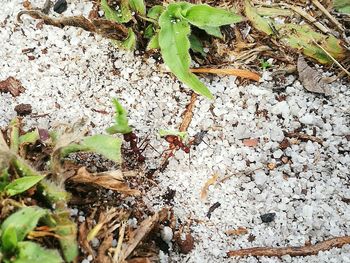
[[0, 99, 154, 262]]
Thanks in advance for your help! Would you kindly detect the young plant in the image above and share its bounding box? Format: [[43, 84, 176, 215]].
[[153, 3, 242, 99], [101, 1, 242, 99], [107, 98, 145, 162]]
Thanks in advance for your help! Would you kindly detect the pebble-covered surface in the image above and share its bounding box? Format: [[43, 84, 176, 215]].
[[1, 1, 350, 262]]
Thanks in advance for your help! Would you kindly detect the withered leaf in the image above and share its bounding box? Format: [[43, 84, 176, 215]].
[[297, 56, 331, 96], [0, 77, 25, 96], [17, 10, 128, 41], [120, 209, 168, 260], [200, 173, 219, 201], [70, 167, 140, 195]]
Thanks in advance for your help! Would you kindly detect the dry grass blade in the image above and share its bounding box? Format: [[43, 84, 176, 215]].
[[120, 209, 168, 261], [297, 56, 331, 95], [190, 68, 260, 82], [70, 167, 140, 195], [17, 10, 128, 41], [200, 173, 219, 201], [227, 236, 350, 257], [311, 0, 345, 32], [179, 93, 197, 132], [286, 131, 323, 144]]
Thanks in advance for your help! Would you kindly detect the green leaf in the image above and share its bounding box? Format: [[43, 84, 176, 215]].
[[100, 0, 121, 22], [1, 225, 17, 253], [146, 32, 160, 50], [147, 5, 165, 20], [14, 241, 63, 263], [159, 129, 188, 140], [129, 0, 146, 15], [334, 0, 350, 14], [159, 5, 213, 99], [121, 28, 136, 50], [101, 0, 131, 23], [19, 130, 39, 145], [1, 207, 47, 242], [244, 1, 273, 35], [189, 34, 206, 56], [81, 135, 122, 163], [5, 175, 45, 196], [119, 0, 132, 23], [50, 211, 78, 262], [199, 25, 223, 38], [277, 23, 346, 64], [183, 4, 242, 28], [144, 24, 155, 39], [106, 99, 133, 134]]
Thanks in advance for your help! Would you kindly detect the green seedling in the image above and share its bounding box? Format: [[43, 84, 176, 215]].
[[260, 59, 272, 70]]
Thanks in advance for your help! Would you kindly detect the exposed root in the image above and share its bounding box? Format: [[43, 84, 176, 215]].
[[228, 236, 350, 257], [17, 10, 128, 41]]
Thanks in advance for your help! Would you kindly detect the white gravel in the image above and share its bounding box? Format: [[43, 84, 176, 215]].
[[1, 1, 350, 263]]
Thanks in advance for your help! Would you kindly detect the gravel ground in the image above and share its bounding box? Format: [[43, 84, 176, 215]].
[[1, 1, 350, 262]]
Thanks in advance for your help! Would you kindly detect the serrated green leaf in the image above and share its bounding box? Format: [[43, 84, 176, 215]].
[[189, 34, 206, 56], [129, 0, 146, 15], [5, 175, 45, 196], [107, 99, 133, 134], [159, 5, 213, 99], [334, 0, 350, 14], [82, 135, 122, 163], [147, 5, 165, 20], [183, 4, 242, 28], [146, 32, 160, 50], [19, 130, 39, 145], [1, 207, 47, 242], [199, 25, 223, 38], [14, 241, 63, 263], [159, 129, 188, 140], [1, 225, 17, 253]]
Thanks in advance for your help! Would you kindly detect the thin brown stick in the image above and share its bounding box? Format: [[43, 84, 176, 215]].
[[311, 0, 344, 32], [190, 68, 260, 82], [228, 236, 350, 257], [179, 93, 197, 132], [286, 132, 323, 144]]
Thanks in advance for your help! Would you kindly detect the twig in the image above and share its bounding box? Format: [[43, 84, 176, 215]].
[[190, 68, 260, 82], [228, 236, 350, 257], [280, 3, 330, 34], [311, 0, 344, 32], [286, 132, 323, 144], [179, 93, 198, 132], [17, 10, 128, 41]]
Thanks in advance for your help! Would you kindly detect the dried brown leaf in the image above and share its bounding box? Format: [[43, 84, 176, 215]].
[[127, 258, 152, 263], [0, 77, 25, 96], [190, 68, 260, 82], [297, 56, 331, 95], [17, 10, 128, 41], [70, 167, 140, 196], [200, 173, 219, 201]]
